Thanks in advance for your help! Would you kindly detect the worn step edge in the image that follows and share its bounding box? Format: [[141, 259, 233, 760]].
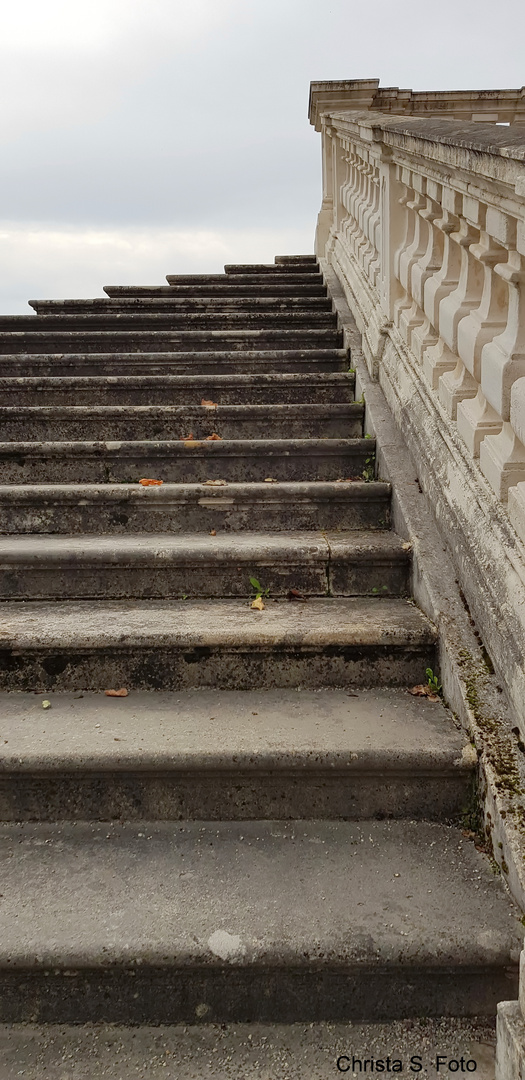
[[0, 313, 338, 331], [105, 282, 328, 295], [0, 688, 472, 821], [29, 296, 333, 313], [0, 531, 410, 599], [0, 482, 392, 535], [0, 820, 517, 1021], [0, 598, 436, 690]]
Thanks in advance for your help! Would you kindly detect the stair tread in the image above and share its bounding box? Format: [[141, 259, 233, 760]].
[[0, 687, 468, 771], [0, 372, 353, 387], [0, 403, 361, 418], [0, 530, 407, 564], [0, 819, 518, 969], [0, 596, 434, 649], [0, 1018, 498, 1080]]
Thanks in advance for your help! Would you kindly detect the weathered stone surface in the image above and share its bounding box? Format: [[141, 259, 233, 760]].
[[0, 819, 518, 1022], [0, 687, 472, 821], [0, 371, 355, 407], [0, 402, 364, 441], [0, 480, 391, 535], [0, 437, 372, 484], [0, 529, 409, 599], [0, 596, 436, 690], [0, 1019, 498, 1080]]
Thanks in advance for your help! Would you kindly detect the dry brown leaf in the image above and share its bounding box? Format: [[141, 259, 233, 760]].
[[201, 399, 218, 408], [105, 688, 129, 698], [336, 477, 361, 483], [139, 478, 163, 486], [206, 433, 222, 441], [287, 588, 307, 602], [251, 596, 265, 611], [264, 477, 278, 483], [210, 529, 216, 536], [180, 432, 195, 441], [203, 479, 227, 486], [409, 684, 440, 702]]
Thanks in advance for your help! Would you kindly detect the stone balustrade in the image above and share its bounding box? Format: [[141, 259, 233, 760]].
[[311, 80, 525, 756], [310, 83, 525, 516]]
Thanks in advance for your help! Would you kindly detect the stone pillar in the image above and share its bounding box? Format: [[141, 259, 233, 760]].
[[496, 946, 525, 1078]]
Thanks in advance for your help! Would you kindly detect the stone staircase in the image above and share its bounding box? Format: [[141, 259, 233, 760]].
[[0, 255, 520, 1074]]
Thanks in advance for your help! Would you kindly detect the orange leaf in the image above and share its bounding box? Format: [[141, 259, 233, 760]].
[[180, 432, 194, 441], [139, 478, 163, 486], [206, 432, 222, 441], [210, 529, 216, 536], [104, 688, 129, 697], [201, 399, 217, 408]]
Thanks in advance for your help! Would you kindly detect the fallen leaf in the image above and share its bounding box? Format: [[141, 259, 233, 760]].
[[409, 684, 440, 702], [42, 700, 51, 709], [264, 477, 278, 483], [335, 476, 361, 483], [104, 688, 129, 698], [201, 399, 218, 408], [206, 433, 222, 441], [180, 432, 194, 441], [251, 596, 265, 610], [203, 479, 227, 486], [287, 588, 307, 602], [210, 529, 216, 536], [139, 478, 163, 486]]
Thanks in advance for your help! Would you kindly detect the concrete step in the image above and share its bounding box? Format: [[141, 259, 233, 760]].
[[29, 295, 333, 315], [0, 596, 436, 690], [0, 481, 391, 535], [275, 254, 318, 264], [0, 328, 343, 355], [0, 818, 517, 1022], [0, 348, 348, 377], [106, 281, 327, 296], [0, 438, 373, 483], [0, 372, 355, 407], [0, 530, 409, 599], [0, 1018, 499, 1079], [0, 687, 472, 822], [165, 272, 324, 286], [0, 403, 364, 442], [225, 263, 320, 274], [0, 311, 338, 332]]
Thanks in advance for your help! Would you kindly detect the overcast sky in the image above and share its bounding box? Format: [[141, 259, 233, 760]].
[[1, 0, 524, 312]]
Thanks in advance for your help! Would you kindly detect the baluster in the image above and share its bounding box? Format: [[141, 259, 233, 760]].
[[410, 198, 443, 361], [394, 191, 427, 331], [438, 218, 484, 418], [508, 379, 525, 538], [456, 233, 507, 455], [479, 250, 525, 498], [422, 208, 462, 387]]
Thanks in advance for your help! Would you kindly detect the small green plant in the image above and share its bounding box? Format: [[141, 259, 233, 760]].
[[181, 594, 188, 600], [249, 576, 270, 600], [426, 668, 442, 695], [364, 433, 373, 439], [371, 585, 389, 595], [362, 456, 375, 482]]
